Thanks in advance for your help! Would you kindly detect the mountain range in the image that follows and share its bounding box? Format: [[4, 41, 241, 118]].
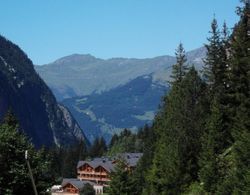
[[35, 47, 206, 142], [35, 47, 206, 100], [0, 36, 88, 147]]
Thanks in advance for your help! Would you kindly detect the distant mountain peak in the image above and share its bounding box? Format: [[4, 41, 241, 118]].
[[51, 53, 98, 66]]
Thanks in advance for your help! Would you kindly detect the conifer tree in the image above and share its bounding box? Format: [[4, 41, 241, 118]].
[[81, 183, 95, 195], [108, 161, 133, 195], [109, 133, 119, 148], [2, 108, 19, 127], [203, 18, 222, 85], [61, 140, 87, 178], [198, 16, 234, 193], [199, 2, 250, 193], [89, 137, 107, 157], [227, 2, 250, 192], [170, 43, 189, 83], [199, 97, 223, 192], [147, 67, 208, 194]]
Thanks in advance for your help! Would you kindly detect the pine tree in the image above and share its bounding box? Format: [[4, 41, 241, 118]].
[[62, 140, 87, 178], [170, 43, 189, 83], [81, 183, 95, 195], [147, 138, 181, 194], [89, 137, 107, 157], [109, 134, 119, 148], [228, 2, 250, 192], [2, 108, 19, 128], [198, 16, 235, 193], [147, 67, 208, 194], [199, 98, 223, 192], [203, 18, 223, 85], [108, 160, 133, 195]]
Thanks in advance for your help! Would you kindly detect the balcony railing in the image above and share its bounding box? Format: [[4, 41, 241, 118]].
[[78, 170, 108, 176], [77, 175, 110, 182]]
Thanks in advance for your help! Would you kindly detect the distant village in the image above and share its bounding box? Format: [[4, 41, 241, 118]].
[[51, 153, 143, 195]]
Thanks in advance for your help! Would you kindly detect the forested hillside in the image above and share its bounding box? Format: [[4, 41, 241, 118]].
[[63, 74, 169, 142]]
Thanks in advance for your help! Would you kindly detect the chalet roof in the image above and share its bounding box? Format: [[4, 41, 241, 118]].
[[77, 153, 143, 171], [119, 153, 143, 167], [77, 157, 115, 172], [61, 178, 94, 190]]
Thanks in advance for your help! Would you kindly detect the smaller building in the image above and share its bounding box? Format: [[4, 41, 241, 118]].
[[53, 178, 95, 195]]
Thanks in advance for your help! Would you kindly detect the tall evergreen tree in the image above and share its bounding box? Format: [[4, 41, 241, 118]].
[[170, 43, 189, 83], [2, 108, 19, 128], [147, 67, 208, 194], [199, 97, 224, 193], [203, 18, 223, 85], [108, 160, 133, 195], [81, 183, 95, 195], [129, 124, 156, 195], [89, 137, 107, 157], [228, 1, 250, 192], [198, 17, 234, 193]]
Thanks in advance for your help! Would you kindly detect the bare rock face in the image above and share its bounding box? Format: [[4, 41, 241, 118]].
[[0, 35, 89, 147], [58, 104, 89, 145]]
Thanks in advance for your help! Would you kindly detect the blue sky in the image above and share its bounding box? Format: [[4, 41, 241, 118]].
[[0, 0, 240, 65]]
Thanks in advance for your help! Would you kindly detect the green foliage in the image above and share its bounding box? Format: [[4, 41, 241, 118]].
[[228, 3, 250, 193], [147, 139, 181, 194], [170, 43, 189, 83], [130, 124, 156, 193], [198, 95, 232, 193], [0, 123, 32, 195], [49, 140, 87, 179], [81, 183, 95, 195], [203, 18, 222, 85], [198, 2, 250, 194], [146, 63, 208, 194], [107, 129, 139, 156], [2, 108, 19, 127], [183, 182, 206, 195], [89, 137, 107, 157], [108, 160, 134, 195], [0, 113, 54, 194], [107, 125, 156, 194]]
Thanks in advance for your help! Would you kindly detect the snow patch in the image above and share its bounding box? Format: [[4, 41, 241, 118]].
[[17, 81, 24, 88], [0, 56, 8, 66]]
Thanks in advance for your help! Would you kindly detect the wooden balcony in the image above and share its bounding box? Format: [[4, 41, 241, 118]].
[[77, 175, 110, 182], [78, 170, 108, 176]]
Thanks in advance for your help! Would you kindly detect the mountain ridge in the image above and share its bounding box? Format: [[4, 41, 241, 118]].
[[35, 47, 206, 101], [0, 35, 89, 147]]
